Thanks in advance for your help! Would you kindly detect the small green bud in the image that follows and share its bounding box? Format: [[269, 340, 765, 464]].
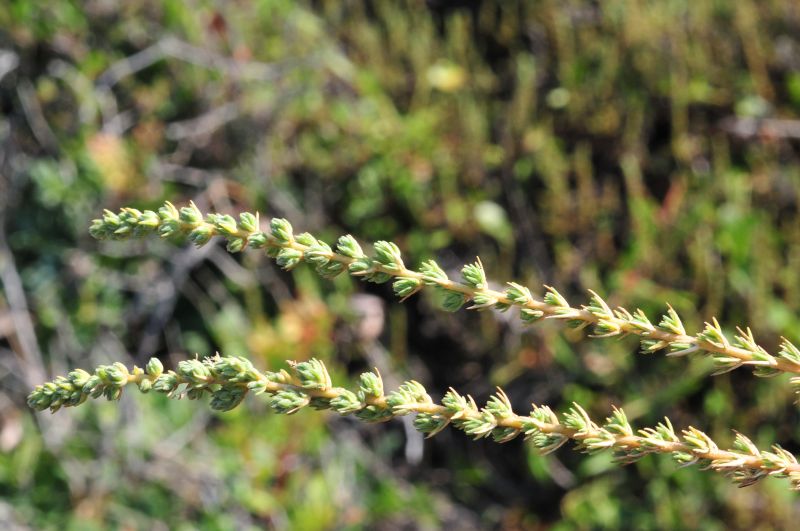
[[337, 235, 364, 258], [442, 389, 476, 417], [209, 214, 238, 236], [118, 207, 139, 223], [491, 427, 520, 443], [308, 397, 332, 410], [188, 225, 214, 246], [658, 305, 686, 335], [158, 219, 181, 239], [373, 241, 404, 270], [102, 209, 120, 227], [506, 282, 532, 305], [358, 371, 384, 399], [291, 359, 332, 390], [484, 390, 513, 419], [641, 338, 667, 354], [178, 359, 212, 385], [330, 389, 362, 414], [592, 319, 621, 338], [386, 380, 430, 409], [210, 386, 247, 411], [441, 290, 466, 312], [586, 291, 613, 319], [270, 218, 293, 242], [563, 405, 591, 432], [213, 356, 255, 381], [82, 375, 103, 397], [247, 380, 268, 394], [104, 362, 129, 387], [276, 248, 303, 270], [249, 232, 270, 249], [672, 451, 697, 465], [418, 259, 448, 284], [239, 212, 259, 233], [414, 413, 449, 437], [68, 368, 91, 388], [138, 378, 153, 393], [179, 202, 203, 224], [120, 207, 140, 220], [270, 389, 309, 415], [525, 427, 568, 455], [158, 201, 180, 221], [779, 339, 800, 365], [520, 308, 544, 323], [697, 319, 729, 348], [461, 260, 487, 289], [226, 237, 246, 253], [138, 209, 160, 230], [355, 405, 393, 422], [267, 369, 292, 384], [543, 286, 569, 308], [624, 309, 654, 332], [317, 261, 345, 279], [153, 372, 179, 393], [146, 358, 164, 377], [88, 218, 110, 239], [529, 404, 559, 425], [604, 407, 632, 436], [682, 427, 714, 453], [461, 414, 495, 440], [366, 271, 392, 284], [118, 207, 135, 223], [104, 386, 123, 401], [294, 232, 317, 246], [469, 292, 497, 310], [112, 224, 132, 238], [392, 277, 422, 299], [348, 257, 373, 275], [26, 387, 47, 411], [304, 242, 332, 267], [117, 209, 141, 236]]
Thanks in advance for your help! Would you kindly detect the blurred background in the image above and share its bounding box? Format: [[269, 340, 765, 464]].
[[2, 0, 800, 528]]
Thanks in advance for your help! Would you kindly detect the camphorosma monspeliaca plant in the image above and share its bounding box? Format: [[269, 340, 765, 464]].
[[26, 201, 800, 490], [27, 355, 800, 489]]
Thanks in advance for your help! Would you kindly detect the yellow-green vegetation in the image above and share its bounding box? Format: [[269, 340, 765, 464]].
[[5, 0, 800, 528]]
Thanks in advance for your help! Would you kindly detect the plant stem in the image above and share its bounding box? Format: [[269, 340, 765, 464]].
[[29, 354, 800, 490], [88, 202, 800, 381]]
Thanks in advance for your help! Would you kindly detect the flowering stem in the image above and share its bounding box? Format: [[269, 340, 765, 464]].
[[89, 202, 800, 383], [28, 354, 800, 490]]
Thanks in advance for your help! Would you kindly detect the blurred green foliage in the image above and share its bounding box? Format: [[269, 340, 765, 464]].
[[2, 0, 800, 528]]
